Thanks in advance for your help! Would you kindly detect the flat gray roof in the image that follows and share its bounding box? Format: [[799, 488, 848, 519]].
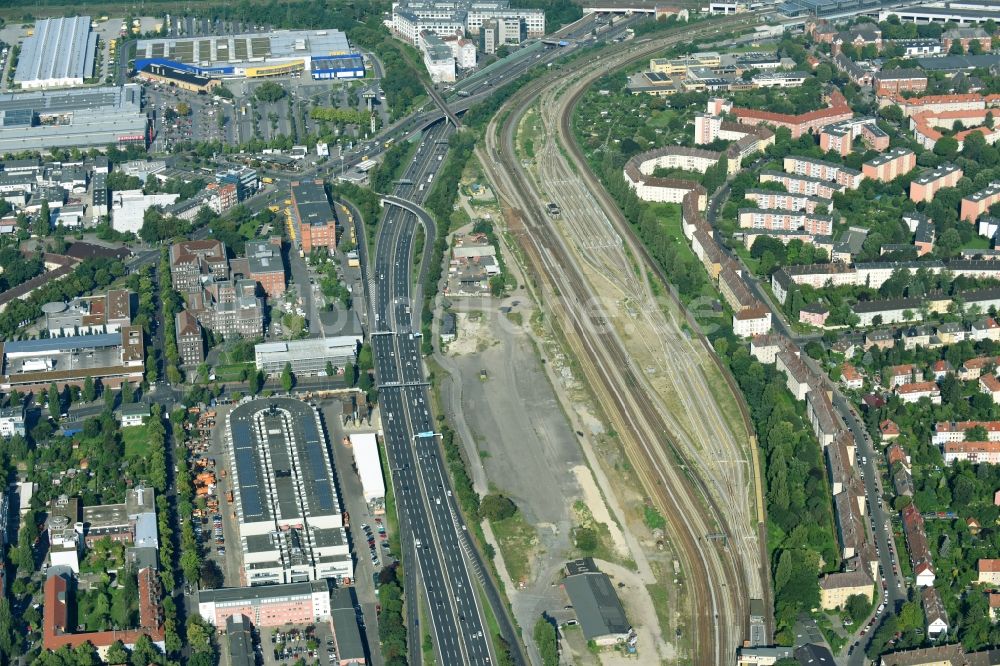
[[15, 16, 96, 86], [0, 85, 146, 151], [331, 607, 366, 660], [199, 580, 328, 605]]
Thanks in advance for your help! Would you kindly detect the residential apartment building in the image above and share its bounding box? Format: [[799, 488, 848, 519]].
[[933, 421, 1000, 446], [872, 69, 928, 95], [726, 88, 854, 138], [743, 189, 829, 214], [896, 381, 941, 404], [961, 182, 1000, 223], [783, 155, 863, 189], [390, 0, 543, 44], [819, 117, 889, 156], [862, 148, 916, 183], [758, 170, 843, 199], [818, 570, 873, 611], [944, 441, 1000, 465], [910, 164, 963, 203], [733, 305, 772, 338], [623, 155, 708, 208], [922, 587, 949, 638], [175, 310, 205, 367], [892, 38, 942, 57], [738, 208, 835, 236]]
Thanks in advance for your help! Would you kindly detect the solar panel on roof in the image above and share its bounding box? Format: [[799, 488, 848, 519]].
[[232, 421, 266, 519], [3, 109, 33, 127]]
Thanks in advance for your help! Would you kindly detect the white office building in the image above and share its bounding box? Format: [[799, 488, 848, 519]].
[[111, 190, 179, 234]]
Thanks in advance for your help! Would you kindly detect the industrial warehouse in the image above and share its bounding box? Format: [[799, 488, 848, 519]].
[[134, 30, 365, 80], [224, 398, 351, 587], [14, 16, 97, 89], [0, 327, 145, 392], [0, 85, 147, 152]]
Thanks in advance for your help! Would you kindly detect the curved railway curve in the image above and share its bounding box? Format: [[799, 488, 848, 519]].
[[478, 16, 768, 664]]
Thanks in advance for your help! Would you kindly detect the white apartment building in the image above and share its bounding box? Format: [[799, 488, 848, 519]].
[[391, 0, 544, 44]]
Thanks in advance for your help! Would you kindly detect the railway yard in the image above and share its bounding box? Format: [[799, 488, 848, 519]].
[[479, 16, 769, 664]]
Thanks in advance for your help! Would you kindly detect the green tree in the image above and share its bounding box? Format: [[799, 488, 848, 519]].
[[121, 381, 135, 404], [281, 362, 295, 392], [48, 382, 61, 420], [574, 527, 598, 553], [934, 135, 960, 159], [534, 616, 559, 666], [105, 641, 129, 665], [34, 200, 50, 237], [249, 370, 263, 395], [254, 81, 286, 103], [0, 597, 20, 661], [845, 593, 871, 624], [325, 360, 335, 377], [966, 424, 989, 441], [200, 560, 224, 589], [480, 494, 517, 521], [82, 375, 96, 403]]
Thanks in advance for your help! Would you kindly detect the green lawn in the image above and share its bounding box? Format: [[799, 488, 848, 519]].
[[646, 109, 679, 129], [122, 424, 151, 459], [211, 362, 254, 383], [490, 511, 536, 586], [964, 234, 992, 250]]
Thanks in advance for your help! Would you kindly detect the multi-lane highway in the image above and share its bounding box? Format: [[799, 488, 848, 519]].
[[370, 121, 510, 665]]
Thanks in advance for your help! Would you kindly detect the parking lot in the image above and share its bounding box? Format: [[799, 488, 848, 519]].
[[141, 67, 386, 153], [260, 622, 339, 666]]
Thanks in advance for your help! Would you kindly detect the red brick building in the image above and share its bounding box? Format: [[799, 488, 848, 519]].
[[44, 568, 165, 652], [873, 69, 927, 96], [290, 180, 339, 253]]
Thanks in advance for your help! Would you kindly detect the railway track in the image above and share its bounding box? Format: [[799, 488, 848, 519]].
[[479, 16, 766, 664]]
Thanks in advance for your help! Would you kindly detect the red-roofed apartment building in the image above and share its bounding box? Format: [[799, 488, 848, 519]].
[[981, 374, 1000, 403], [731, 89, 853, 139], [943, 441, 1000, 465], [43, 568, 165, 653]]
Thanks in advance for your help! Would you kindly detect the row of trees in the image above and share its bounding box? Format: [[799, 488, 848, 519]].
[[717, 343, 839, 642], [159, 248, 184, 385], [309, 106, 370, 127], [422, 131, 477, 352]]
